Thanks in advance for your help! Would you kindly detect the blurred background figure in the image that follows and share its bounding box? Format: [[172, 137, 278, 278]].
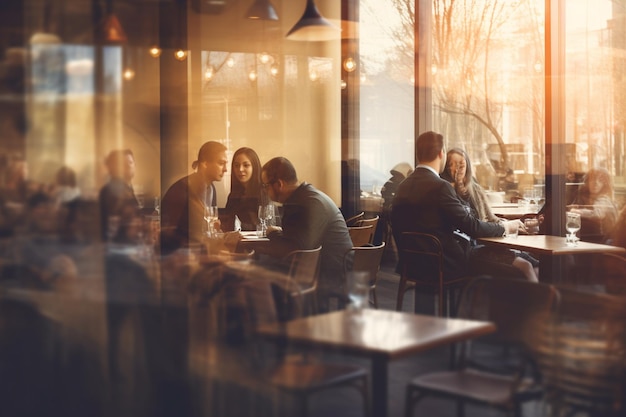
[[3, 191, 78, 290], [611, 205, 626, 249], [54, 165, 81, 205], [380, 162, 413, 263], [381, 162, 413, 212], [99, 149, 140, 243], [222, 147, 268, 231], [570, 167, 618, 243]]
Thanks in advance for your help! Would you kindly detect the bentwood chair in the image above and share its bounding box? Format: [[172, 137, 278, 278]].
[[344, 211, 365, 227], [348, 225, 375, 248], [396, 232, 473, 316], [355, 215, 379, 244], [283, 246, 322, 316], [536, 287, 626, 417], [345, 242, 386, 308], [405, 277, 559, 417]]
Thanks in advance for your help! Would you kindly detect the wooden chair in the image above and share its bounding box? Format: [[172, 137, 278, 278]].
[[405, 277, 559, 417], [283, 246, 322, 315], [536, 287, 626, 417], [396, 232, 473, 316], [345, 242, 386, 308], [355, 215, 379, 245], [344, 211, 365, 227], [348, 225, 375, 248]]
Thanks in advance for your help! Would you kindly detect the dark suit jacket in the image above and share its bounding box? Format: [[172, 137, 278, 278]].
[[160, 173, 216, 254], [391, 166, 504, 279], [260, 183, 353, 293]]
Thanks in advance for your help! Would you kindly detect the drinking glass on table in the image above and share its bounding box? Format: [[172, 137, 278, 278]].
[[204, 205, 219, 238], [347, 271, 370, 312], [524, 217, 540, 235], [565, 211, 581, 246]]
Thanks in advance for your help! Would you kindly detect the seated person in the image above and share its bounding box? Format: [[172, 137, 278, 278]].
[[569, 167, 618, 243], [441, 148, 538, 282], [256, 157, 353, 311], [222, 147, 269, 231]]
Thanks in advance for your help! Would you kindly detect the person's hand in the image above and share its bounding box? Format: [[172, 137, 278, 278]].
[[265, 225, 282, 236], [504, 219, 525, 235]]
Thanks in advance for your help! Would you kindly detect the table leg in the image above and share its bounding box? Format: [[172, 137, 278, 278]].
[[371, 354, 388, 417]]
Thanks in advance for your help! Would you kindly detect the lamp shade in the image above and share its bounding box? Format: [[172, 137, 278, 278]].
[[245, 0, 279, 20], [286, 0, 340, 41], [101, 13, 127, 44]]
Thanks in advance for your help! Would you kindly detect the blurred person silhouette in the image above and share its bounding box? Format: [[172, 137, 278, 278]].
[[4, 191, 78, 290], [441, 148, 538, 281], [54, 165, 81, 204], [160, 141, 232, 254], [381, 162, 413, 211], [570, 167, 618, 243], [99, 149, 140, 243], [2, 158, 42, 204], [259, 157, 353, 312], [222, 147, 269, 231]]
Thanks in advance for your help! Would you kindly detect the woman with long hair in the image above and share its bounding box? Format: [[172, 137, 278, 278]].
[[223, 147, 268, 231], [442, 148, 539, 282], [571, 167, 618, 242]]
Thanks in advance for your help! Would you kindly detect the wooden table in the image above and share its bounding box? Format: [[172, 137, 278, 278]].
[[256, 309, 496, 417], [477, 235, 626, 282]]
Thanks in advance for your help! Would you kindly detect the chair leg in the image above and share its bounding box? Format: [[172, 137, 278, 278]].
[[396, 278, 407, 311], [370, 288, 378, 309]]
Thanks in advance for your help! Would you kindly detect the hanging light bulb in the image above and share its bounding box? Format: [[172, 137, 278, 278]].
[[123, 67, 135, 80], [226, 57, 235, 67], [259, 52, 271, 64], [340, 79, 347, 90], [204, 65, 216, 81], [286, 0, 341, 41], [248, 69, 258, 82], [270, 63, 279, 76], [149, 46, 162, 58], [343, 57, 356, 72], [360, 73, 367, 83], [174, 49, 187, 61], [309, 70, 319, 81]]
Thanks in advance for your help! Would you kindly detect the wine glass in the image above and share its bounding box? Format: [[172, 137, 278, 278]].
[[347, 271, 370, 313], [204, 205, 219, 237], [565, 211, 581, 246]]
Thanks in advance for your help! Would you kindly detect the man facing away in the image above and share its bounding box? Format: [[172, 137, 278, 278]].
[[391, 131, 523, 280], [160, 141, 228, 255], [259, 157, 354, 312], [99, 149, 140, 242]]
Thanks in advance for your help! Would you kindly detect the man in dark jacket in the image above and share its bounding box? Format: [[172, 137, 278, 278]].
[[260, 157, 353, 311]]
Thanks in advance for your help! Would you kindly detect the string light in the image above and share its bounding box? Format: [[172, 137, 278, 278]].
[[149, 46, 162, 58], [174, 49, 187, 61]]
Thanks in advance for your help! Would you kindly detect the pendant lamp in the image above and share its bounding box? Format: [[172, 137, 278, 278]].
[[246, 0, 279, 20], [286, 0, 340, 41]]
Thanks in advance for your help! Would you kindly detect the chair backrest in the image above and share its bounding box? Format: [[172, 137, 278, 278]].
[[594, 253, 626, 295], [344, 211, 365, 227], [457, 277, 559, 347], [399, 232, 444, 285], [284, 246, 322, 295], [355, 216, 379, 244], [348, 225, 375, 247], [346, 242, 386, 286], [537, 287, 626, 416]]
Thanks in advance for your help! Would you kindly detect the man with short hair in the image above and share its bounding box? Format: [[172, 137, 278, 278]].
[[391, 131, 523, 280], [99, 149, 139, 242], [260, 157, 353, 311], [160, 141, 228, 254]]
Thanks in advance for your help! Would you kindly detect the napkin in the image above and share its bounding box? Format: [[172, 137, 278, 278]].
[[234, 215, 242, 232]]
